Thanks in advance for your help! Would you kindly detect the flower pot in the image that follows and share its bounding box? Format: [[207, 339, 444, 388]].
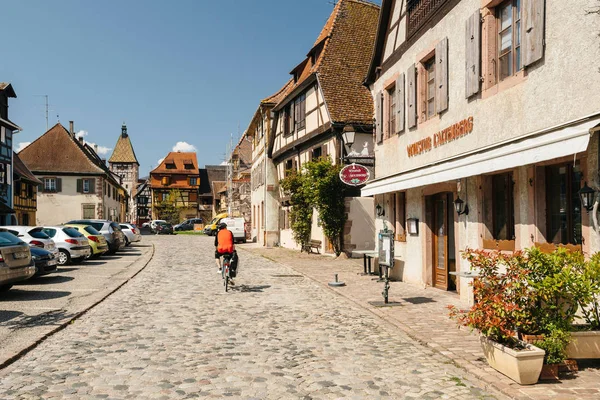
[[566, 330, 600, 359], [539, 364, 560, 381], [480, 336, 545, 385]]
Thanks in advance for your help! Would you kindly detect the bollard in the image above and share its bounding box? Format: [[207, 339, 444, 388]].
[[328, 273, 345, 287]]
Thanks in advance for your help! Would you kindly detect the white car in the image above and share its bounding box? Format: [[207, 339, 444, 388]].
[[220, 218, 247, 243], [120, 224, 142, 245], [0, 226, 59, 258], [149, 220, 167, 233], [41, 226, 92, 265]]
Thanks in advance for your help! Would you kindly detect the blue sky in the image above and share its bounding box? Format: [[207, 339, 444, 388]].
[[4, 0, 381, 176]]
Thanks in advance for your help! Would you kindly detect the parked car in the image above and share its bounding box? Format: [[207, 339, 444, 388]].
[[155, 222, 174, 235], [65, 224, 109, 257], [203, 213, 228, 236], [0, 226, 59, 258], [30, 247, 58, 276], [149, 220, 167, 233], [175, 218, 203, 232], [65, 220, 125, 254], [0, 230, 35, 292], [41, 226, 92, 265], [120, 223, 142, 245], [220, 217, 247, 243]]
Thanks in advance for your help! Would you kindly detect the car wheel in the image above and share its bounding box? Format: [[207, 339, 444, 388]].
[[125, 238, 131, 246], [57, 250, 71, 266], [0, 284, 13, 292]]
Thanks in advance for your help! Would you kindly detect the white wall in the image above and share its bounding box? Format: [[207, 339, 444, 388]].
[[36, 176, 102, 225]]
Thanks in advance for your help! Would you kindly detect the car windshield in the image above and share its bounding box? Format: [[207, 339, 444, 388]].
[[29, 228, 50, 239], [84, 226, 102, 235], [42, 228, 57, 238], [0, 231, 25, 247], [63, 227, 84, 238], [209, 217, 219, 224]]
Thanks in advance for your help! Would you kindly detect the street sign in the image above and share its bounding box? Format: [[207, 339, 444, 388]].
[[339, 163, 370, 186]]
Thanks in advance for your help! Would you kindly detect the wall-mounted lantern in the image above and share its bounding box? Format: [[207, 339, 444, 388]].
[[341, 125, 356, 148], [407, 218, 419, 235], [579, 182, 596, 212], [454, 196, 469, 216], [376, 203, 385, 217]]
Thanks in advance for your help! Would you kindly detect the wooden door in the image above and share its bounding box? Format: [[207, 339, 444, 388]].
[[433, 193, 449, 290]]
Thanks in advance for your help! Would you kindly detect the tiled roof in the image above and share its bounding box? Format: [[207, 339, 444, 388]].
[[109, 133, 139, 164], [150, 152, 199, 174], [276, 0, 379, 125], [12, 152, 41, 184], [19, 123, 106, 174], [261, 80, 294, 105], [212, 181, 227, 196]]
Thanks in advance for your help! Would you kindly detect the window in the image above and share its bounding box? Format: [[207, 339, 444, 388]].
[[83, 179, 90, 193], [27, 183, 34, 198], [113, 187, 117, 199], [425, 58, 436, 119], [498, 0, 522, 81], [284, 159, 296, 177], [283, 103, 295, 136], [165, 161, 176, 169], [82, 204, 95, 219], [0, 163, 5, 184], [162, 176, 170, 186], [387, 85, 396, 137], [311, 146, 322, 160], [44, 178, 56, 192], [491, 173, 515, 241], [295, 94, 306, 130], [546, 163, 582, 245], [189, 177, 198, 186]]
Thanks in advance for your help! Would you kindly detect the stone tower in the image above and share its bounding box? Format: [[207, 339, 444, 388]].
[[108, 123, 140, 222]]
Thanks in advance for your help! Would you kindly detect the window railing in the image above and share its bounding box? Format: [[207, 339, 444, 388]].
[[407, 0, 449, 38]]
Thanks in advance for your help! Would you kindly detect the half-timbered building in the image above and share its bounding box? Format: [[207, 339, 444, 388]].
[[363, 0, 600, 301], [268, 0, 379, 253], [0, 83, 20, 224], [13, 153, 41, 226]]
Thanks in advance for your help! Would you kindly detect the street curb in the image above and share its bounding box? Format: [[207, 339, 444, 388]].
[[0, 244, 156, 371], [248, 249, 514, 400]]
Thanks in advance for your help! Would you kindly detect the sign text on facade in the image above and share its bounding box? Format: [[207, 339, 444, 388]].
[[407, 117, 474, 158]]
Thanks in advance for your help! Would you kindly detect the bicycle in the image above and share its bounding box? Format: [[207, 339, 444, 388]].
[[222, 254, 232, 292]]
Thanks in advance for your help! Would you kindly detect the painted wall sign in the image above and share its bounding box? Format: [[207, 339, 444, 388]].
[[339, 163, 370, 186], [407, 117, 474, 157]]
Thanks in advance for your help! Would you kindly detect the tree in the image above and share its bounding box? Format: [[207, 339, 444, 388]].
[[156, 189, 182, 224], [280, 158, 347, 256]]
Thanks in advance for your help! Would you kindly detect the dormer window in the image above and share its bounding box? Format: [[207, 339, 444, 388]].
[[165, 160, 176, 169], [183, 160, 194, 169]]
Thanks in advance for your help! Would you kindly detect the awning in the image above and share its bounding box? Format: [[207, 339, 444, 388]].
[[362, 116, 600, 197]]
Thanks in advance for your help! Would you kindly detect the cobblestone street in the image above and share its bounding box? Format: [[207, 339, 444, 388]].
[[0, 235, 498, 399]]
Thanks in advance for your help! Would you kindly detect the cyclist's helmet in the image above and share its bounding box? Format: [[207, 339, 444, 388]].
[[217, 222, 227, 230]]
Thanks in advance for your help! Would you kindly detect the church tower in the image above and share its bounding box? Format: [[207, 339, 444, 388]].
[[108, 123, 140, 222]]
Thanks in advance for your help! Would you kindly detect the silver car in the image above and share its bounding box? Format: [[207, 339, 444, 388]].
[[0, 226, 59, 258], [0, 230, 35, 292], [42, 226, 92, 265], [119, 224, 141, 246], [65, 220, 126, 254]]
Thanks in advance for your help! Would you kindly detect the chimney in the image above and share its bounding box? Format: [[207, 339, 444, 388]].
[[78, 136, 84, 144], [69, 121, 74, 136], [94, 144, 98, 153]]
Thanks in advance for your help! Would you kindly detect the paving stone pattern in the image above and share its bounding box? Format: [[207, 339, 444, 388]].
[[0, 235, 497, 399]]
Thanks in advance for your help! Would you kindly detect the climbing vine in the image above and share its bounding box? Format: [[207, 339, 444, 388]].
[[280, 170, 312, 250]]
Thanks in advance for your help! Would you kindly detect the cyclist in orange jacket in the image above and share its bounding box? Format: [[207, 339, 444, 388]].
[[214, 222, 235, 282]]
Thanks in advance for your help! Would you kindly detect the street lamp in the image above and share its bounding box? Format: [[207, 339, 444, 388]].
[[342, 125, 356, 148], [579, 182, 596, 212], [454, 196, 469, 216]]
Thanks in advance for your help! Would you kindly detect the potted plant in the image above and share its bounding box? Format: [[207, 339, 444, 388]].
[[534, 327, 571, 380], [449, 250, 545, 385], [568, 252, 600, 359]]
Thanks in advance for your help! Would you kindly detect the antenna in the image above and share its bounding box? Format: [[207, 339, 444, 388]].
[[33, 95, 52, 130]]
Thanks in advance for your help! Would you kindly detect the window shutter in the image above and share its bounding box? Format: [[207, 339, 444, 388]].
[[396, 73, 405, 134], [56, 178, 62, 193], [435, 37, 449, 113], [76, 179, 83, 193], [89, 178, 96, 194], [522, 0, 545, 67], [407, 64, 417, 128], [465, 10, 481, 98], [375, 91, 383, 143], [322, 144, 328, 158]]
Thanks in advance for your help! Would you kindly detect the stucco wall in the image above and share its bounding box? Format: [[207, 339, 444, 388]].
[[373, 0, 600, 180], [36, 176, 102, 225]]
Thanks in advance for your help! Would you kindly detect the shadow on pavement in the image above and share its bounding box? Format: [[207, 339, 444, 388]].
[[0, 310, 23, 324], [0, 289, 71, 302], [80, 261, 108, 266], [16, 275, 75, 285], [233, 285, 271, 293], [56, 267, 80, 272], [2, 309, 77, 329]]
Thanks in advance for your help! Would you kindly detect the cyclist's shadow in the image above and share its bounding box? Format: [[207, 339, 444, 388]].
[[231, 284, 271, 293]]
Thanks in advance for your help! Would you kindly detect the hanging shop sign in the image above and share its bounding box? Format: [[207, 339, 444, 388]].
[[407, 116, 474, 158], [339, 163, 370, 186]]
